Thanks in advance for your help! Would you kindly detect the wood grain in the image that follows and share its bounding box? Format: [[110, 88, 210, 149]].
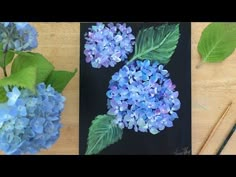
[[192, 22, 236, 155], [0, 22, 80, 155]]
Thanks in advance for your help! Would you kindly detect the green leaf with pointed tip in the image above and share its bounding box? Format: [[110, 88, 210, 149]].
[[0, 67, 37, 93], [0, 44, 15, 68], [86, 114, 123, 155], [45, 68, 77, 93], [130, 24, 180, 64], [0, 87, 7, 103], [11, 52, 54, 84], [0, 50, 15, 68], [198, 23, 236, 64]]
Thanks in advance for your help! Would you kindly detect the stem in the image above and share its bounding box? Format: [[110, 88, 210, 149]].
[[126, 57, 136, 65], [196, 60, 204, 69], [1, 25, 14, 77], [2, 45, 8, 77]]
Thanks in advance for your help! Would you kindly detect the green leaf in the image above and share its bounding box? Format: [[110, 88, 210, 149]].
[[11, 52, 54, 84], [45, 68, 77, 93], [0, 87, 7, 103], [197, 23, 236, 67], [86, 114, 123, 155], [0, 67, 37, 93], [0, 43, 15, 68], [0, 50, 15, 68], [130, 24, 180, 64]]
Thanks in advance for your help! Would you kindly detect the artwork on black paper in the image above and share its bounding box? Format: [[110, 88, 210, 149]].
[[80, 22, 191, 155]]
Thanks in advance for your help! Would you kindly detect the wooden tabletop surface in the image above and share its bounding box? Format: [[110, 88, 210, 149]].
[[192, 22, 236, 155], [0, 22, 80, 155]]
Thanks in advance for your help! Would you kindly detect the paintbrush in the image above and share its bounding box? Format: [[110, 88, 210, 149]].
[[216, 122, 236, 155], [197, 101, 232, 155]]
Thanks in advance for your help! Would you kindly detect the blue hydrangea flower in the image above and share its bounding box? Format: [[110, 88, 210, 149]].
[[84, 22, 135, 68], [0, 22, 38, 51], [0, 83, 65, 155], [106, 60, 181, 135], [6, 87, 21, 106]]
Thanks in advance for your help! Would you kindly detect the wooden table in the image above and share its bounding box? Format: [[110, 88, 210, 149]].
[[192, 22, 236, 155], [0, 22, 80, 155]]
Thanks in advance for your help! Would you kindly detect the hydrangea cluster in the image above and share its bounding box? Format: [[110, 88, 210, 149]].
[[0, 83, 65, 154], [0, 22, 38, 51], [84, 22, 135, 68], [106, 60, 181, 135]]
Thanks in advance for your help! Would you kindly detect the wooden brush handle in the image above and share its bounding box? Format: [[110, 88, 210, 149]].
[[197, 102, 232, 155]]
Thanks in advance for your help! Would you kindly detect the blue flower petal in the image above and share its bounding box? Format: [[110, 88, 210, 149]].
[[150, 128, 159, 135]]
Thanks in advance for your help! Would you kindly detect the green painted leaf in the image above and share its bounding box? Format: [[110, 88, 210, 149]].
[[86, 114, 123, 155], [45, 68, 77, 93], [0, 50, 15, 68], [197, 23, 236, 67], [11, 52, 54, 84], [130, 24, 180, 64], [0, 67, 37, 93], [0, 87, 7, 103]]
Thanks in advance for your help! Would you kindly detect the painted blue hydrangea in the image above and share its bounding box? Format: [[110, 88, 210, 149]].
[[0, 83, 65, 155], [0, 22, 38, 51], [106, 60, 181, 135], [84, 22, 135, 68]]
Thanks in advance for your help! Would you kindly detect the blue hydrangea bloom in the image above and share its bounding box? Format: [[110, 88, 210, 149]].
[[0, 22, 38, 51], [0, 83, 65, 155], [106, 60, 181, 135], [6, 87, 21, 106], [84, 22, 135, 68]]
